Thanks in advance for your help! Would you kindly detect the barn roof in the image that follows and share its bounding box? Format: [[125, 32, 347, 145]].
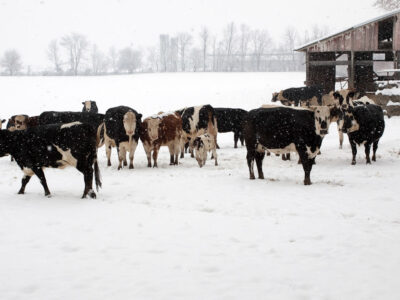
[[295, 8, 400, 52]]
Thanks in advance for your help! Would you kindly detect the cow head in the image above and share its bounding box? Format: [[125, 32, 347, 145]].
[[82, 100, 98, 113], [123, 111, 136, 136], [193, 137, 207, 168], [310, 106, 331, 136], [271, 92, 279, 102], [333, 90, 356, 110], [12, 115, 29, 130], [342, 106, 359, 133], [146, 118, 161, 141]]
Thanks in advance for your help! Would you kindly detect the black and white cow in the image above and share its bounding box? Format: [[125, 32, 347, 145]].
[[341, 104, 385, 165], [272, 85, 325, 107], [104, 106, 142, 170], [176, 105, 218, 158], [82, 100, 99, 113], [214, 108, 247, 148], [39, 111, 105, 147], [244, 106, 333, 185], [0, 122, 101, 198]]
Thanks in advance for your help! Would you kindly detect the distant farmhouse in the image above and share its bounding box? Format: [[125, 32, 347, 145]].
[[296, 9, 400, 93]]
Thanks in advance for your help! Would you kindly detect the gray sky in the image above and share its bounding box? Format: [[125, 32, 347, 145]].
[[0, 0, 380, 70]]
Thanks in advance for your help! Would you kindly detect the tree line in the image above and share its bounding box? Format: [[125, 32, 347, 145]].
[[0, 23, 329, 76]]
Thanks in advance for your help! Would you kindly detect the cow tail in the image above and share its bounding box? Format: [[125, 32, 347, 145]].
[[94, 156, 102, 191]]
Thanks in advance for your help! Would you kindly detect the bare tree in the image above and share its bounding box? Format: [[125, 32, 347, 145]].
[[252, 29, 271, 71], [47, 39, 62, 74], [374, 0, 400, 10], [239, 24, 251, 72], [170, 37, 179, 72], [177, 32, 192, 71], [147, 46, 160, 72], [60, 33, 89, 75], [91, 44, 108, 75], [199, 27, 209, 71], [109, 47, 118, 73], [159, 34, 170, 72], [190, 48, 202, 72], [284, 26, 297, 71], [118, 47, 142, 73], [1, 49, 22, 75], [222, 22, 237, 71]]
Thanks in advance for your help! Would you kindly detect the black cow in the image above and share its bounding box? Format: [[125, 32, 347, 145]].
[[214, 108, 247, 148], [39, 111, 105, 147], [244, 106, 332, 185], [272, 86, 325, 106], [82, 100, 99, 113], [342, 104, 385, 165], [0, 122, 101, 198], [177, 105, 218, 158], [104, 106, 142, 170]]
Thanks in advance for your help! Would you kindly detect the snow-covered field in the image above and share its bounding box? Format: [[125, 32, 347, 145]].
[[0, 72, 400, 300]]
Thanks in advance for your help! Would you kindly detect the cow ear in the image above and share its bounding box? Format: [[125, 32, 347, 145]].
[[137, 114, 142, 119], [347, 91, 355, 99], [82, 102, 85, 105], [333, 92, 340, 99], [1, 119, 5, 124]]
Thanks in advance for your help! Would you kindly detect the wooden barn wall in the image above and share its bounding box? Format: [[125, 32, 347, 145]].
[[306, 53, 335, 92], [394, 14, 400, 50]]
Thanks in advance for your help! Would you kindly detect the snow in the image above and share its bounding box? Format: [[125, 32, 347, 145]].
[[387, 101, 400, 106], [0, 72, 400, 300]]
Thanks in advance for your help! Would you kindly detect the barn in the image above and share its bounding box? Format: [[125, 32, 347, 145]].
[[296, 9, 400, 94]]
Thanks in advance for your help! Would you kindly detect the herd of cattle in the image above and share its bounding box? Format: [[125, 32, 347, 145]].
[[0, 87, 385, 198]]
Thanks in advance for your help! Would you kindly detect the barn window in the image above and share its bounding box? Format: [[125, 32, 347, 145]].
[[378, 18, 394, 50]]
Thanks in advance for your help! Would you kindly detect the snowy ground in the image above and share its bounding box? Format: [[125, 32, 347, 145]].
[[0, 72, 400, 300]]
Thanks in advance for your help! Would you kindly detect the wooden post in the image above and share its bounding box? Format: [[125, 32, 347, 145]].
[[305, 52, 310, 86], [348, 51, 355, 89], [395, 51, 400, 80]]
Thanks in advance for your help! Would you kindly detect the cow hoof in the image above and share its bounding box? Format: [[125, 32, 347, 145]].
[[46, 194, 52, 198], [366, 160, 371, 165], [191, 154, 194, 158], [351, 161, 356, 165], [153, 165, 158, 168], [250, 175, 255, 180], [129, 164, 134, 169], [89, 191, 96, 199], [18, 191, 24, 195], [123, 161, 128, 167], [258, 175, 264, 180], [372, 157, 376, 162], [169, 163, 174, 166], [304, 179, 312, 185], [118, 166, 122, 170]]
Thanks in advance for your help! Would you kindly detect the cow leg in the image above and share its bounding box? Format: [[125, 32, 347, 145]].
[[129, 142, 137, 169], [117, 146, 126, 170], [18, 175, 32, 194], [189, 140, 195, 158], [349, 138, 357, 165], [77, 160, 96, 199], [372, 141, 379, 162], [339, 130, 344, 149], [152, 146, 159, 168], [106, 144, 112, 166], [365, 143, 372, 164], [212, 148, 218, 166], [246, 150, 256, 180], [234, 131, 239, 148], [239, 132, 245, 146], [255, 151, 265, 179], [168, 144, 175, 165], [145, 148, 152, 168], [32, 168, 51, 196]]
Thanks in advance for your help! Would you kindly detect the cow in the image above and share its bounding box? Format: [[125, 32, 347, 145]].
[[82, 100, 99, 113], [6, 115, 39, 131], [193, 133, 218, 168], [104, 106, 142, 170], [353, 96, 376, 106], [0, 119, 5, 129], [214, 108, 247, 148], [244, 106, 333, 185], [177, 105, 218, 158], [0, 122, 101, 198], [140, 112, 183, 167], [272, 85, 325, 107], [38, 111, 105, 147], [341, 104, 385, 165]]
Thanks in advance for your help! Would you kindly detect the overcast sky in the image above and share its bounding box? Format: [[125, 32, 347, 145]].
[[0, 0, 380, 70]]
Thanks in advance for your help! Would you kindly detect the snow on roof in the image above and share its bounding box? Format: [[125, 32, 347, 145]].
[[295, 8, 400, 51]]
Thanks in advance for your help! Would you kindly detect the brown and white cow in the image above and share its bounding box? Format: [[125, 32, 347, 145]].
[[140, 112, 183, 167], [7, 115, 39, 131], [82, 100, 99, 113], [193, 133, 218, 168]]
